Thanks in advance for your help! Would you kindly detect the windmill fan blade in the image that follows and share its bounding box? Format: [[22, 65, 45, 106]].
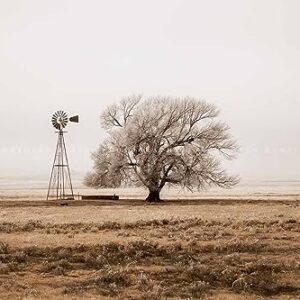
[[69, 115, 79, 123]]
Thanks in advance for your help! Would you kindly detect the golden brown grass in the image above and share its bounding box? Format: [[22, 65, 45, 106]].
[[0, 199, 298, 299]]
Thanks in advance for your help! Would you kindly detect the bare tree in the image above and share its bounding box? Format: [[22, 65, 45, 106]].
[[85, 95, 239, 202]]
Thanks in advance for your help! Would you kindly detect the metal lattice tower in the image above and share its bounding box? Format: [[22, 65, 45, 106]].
[[47, 111, 79, 201]]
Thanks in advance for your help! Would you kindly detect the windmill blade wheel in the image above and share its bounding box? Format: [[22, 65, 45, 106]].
[[52, 111, 68, 130]]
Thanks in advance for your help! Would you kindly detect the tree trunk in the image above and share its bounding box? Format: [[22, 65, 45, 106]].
[[145, 190, 161, 202]]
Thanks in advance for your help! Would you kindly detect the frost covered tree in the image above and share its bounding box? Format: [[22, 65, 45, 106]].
[[85, 95, 239, 202]]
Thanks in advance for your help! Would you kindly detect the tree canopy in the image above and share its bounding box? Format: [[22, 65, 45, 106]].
[[85, 95, 239, 201]]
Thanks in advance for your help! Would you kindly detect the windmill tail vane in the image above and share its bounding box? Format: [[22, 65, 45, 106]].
[[47, 111, 79, 201]]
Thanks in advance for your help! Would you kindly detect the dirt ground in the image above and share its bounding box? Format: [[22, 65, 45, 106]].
[[0, 199, 299, 299]]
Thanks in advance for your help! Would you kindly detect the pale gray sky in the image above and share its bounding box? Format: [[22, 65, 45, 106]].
[[0, 0, 300, 181]]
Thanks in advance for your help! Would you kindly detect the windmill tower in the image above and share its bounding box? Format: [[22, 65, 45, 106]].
[[47, 111, 79, 201]]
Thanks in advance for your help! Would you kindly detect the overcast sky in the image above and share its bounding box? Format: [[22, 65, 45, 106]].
[[0, 0, 300, 182]]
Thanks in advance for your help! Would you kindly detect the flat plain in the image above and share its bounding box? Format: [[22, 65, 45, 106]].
[[0, 197, 299, 300]]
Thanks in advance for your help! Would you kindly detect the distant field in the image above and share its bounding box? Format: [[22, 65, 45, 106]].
[[0, 197, 298, 299], [0, 180, 300, 201]]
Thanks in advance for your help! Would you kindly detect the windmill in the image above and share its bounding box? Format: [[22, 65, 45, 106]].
[[47, 111, 79, 201]]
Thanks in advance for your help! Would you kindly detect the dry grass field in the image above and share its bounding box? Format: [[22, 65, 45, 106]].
[[0, 199, 299, 299]]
